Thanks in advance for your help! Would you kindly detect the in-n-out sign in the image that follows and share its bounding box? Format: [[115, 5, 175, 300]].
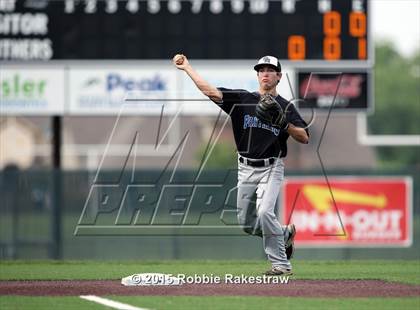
[[283, 177, 412, 247], [292, 210, 403, 230], [351, 210, 402, 231]]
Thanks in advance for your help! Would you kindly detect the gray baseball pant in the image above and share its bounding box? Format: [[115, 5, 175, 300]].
[[237, 155, 291, 269]]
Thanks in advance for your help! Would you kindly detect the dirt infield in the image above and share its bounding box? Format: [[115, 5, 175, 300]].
[[1, 280, 419, 298]]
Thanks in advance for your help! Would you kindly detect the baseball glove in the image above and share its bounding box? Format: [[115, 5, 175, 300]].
[[255, 94, 289, 130]]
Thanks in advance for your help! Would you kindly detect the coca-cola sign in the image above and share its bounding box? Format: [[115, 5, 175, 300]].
[[297, 71, 371, 111]]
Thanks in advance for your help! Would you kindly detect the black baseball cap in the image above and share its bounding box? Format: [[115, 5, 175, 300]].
[[254, 56, 281, 72]]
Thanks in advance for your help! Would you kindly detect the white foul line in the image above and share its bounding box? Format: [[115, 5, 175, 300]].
[[80, 295, 150, 310]]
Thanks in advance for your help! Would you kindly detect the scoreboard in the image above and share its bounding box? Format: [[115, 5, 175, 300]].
[[0, 0, 370, 62], [1, 0, 373, 115]]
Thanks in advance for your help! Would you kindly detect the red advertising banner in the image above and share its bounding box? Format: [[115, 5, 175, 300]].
[[282, 177, 412, 247]]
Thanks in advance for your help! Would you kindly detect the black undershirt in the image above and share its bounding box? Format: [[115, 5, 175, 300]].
[[213, 87, 308, 159]]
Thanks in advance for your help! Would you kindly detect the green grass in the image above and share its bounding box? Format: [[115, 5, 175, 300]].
[[1, 260, 419, 309], [0, 296, 105, 310], [0, 296, 419, 310], [114, 296, 420, 310], [1, 260, 420, 284]]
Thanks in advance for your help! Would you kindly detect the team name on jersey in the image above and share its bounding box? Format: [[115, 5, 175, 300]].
[[243, 114, 280, 136]]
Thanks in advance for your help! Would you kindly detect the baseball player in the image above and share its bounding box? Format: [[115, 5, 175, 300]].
[[173, 54, 309, 275]]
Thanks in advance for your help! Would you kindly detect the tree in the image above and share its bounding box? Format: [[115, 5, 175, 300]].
[[195, 141, 237, 168], [368, 42, 420, 168]]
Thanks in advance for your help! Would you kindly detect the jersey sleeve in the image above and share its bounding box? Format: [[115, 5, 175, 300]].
[[212, 87, 246, 114], [287, 103, 310, 136]]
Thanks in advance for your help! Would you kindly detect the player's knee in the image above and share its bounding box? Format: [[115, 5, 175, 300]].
[[259, 209, 274, 222]]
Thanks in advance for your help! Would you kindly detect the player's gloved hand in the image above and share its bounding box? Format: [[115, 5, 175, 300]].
[[255, 94, 289, 130]]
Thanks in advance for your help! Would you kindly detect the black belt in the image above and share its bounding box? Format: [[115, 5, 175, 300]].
[[239, 156, 275, 167]]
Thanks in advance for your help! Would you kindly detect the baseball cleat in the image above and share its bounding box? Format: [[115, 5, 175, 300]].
[[264, 266, 293, 276], [285, 224, 296, 260]]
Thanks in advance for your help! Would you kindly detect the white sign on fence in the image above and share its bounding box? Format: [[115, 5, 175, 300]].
[[0, 67, 65, 115], [69, 68, 178, 115]]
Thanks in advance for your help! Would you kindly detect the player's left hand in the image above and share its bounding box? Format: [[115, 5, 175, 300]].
[[256, 94, 289, 130]]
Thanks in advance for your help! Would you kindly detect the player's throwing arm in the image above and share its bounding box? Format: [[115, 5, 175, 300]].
[[172, 54, 222, 102]]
